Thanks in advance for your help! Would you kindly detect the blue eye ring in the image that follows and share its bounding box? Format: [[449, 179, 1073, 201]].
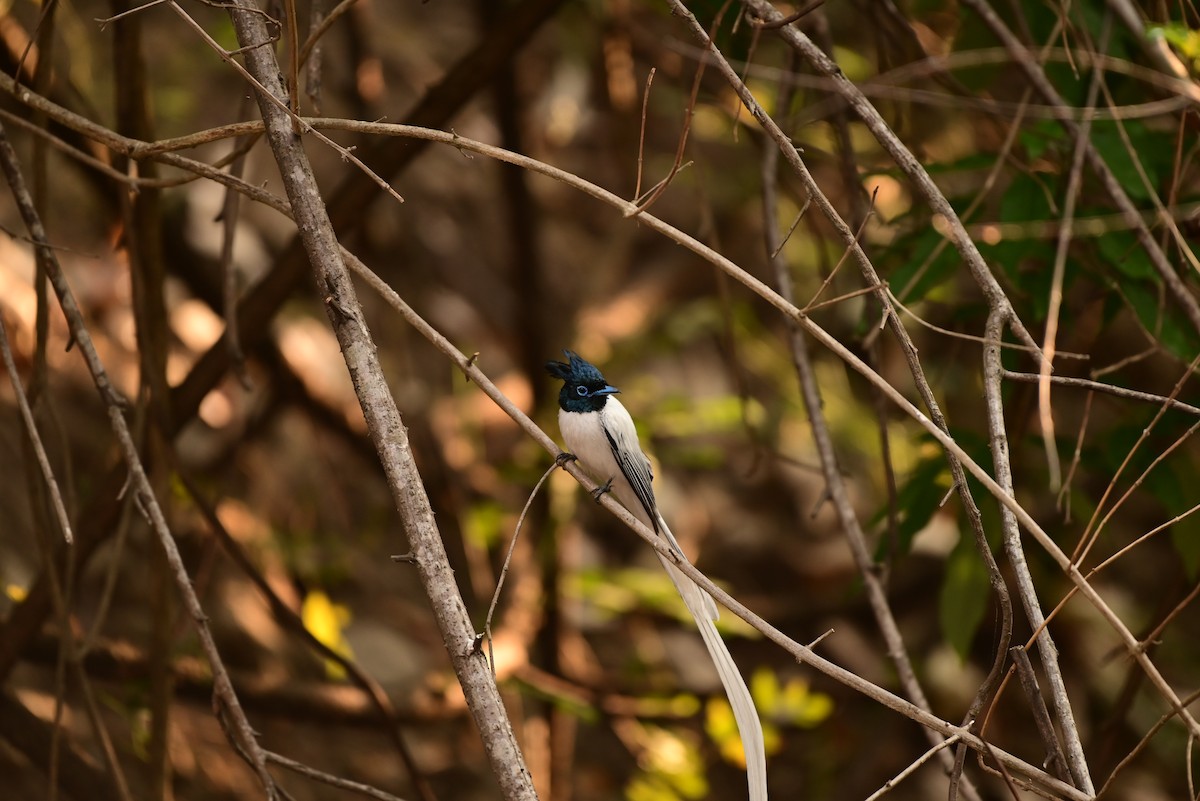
[[575, 386, 589, 397]]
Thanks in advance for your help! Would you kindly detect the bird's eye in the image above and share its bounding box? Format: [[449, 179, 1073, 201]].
[[575, 386, 589, 397]]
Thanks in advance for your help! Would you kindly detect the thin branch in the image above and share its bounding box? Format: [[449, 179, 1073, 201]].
[[633, 67, 655, 201], [0, 312, 72, 543], [1010, 646, 1071, 783], [265, 750, 408, 801], [1003, 370, 1200, 417], [297, 0, 360, 69], [1039, 12, 1108, 492], [865, 734, 962, 801], [630, 2, 723, 215], [1073, 352, 1200, 567], [983, 310, 1094, 793], [483, 460, 560, 674]]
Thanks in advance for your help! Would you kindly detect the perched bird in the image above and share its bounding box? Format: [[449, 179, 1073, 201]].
[[546, 350, 767, 801]]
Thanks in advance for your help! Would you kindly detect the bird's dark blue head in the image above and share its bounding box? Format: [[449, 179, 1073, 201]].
[[545, 350, 620, 413]]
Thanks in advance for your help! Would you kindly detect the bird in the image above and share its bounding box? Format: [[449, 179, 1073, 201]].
[[546, 350, 767, 801]]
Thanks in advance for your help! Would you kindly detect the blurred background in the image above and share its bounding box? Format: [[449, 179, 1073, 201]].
[[1, 0, 1199, 799]]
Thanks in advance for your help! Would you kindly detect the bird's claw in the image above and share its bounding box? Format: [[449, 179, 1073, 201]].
[[555, 451, 577, 467], [591, 478, 614, 503]]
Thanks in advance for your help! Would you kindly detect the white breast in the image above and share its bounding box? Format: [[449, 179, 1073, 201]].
[[558, 406, 622, 485], [559, 398, 656, 529]]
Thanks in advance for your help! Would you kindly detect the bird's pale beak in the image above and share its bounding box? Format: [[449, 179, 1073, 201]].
[[595, 385, 620, 396]]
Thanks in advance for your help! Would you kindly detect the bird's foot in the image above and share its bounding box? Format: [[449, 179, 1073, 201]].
[[555, 451, 577, 467], [591, 478, 614, 503]]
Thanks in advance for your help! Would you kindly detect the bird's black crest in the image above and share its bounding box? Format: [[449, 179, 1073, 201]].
[[545, 350, 604, 384]]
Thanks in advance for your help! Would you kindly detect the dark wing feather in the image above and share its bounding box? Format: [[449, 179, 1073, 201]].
[[603, 427, 660, 533]]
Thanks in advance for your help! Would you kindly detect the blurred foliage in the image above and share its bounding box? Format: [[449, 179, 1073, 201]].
[[624, 725, 709, 801], [706, 668, 832, 766]]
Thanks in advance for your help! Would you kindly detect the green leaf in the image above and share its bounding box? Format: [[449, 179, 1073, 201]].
[[1149, 23, 1200, 69], [999, 173, 1056, 224], [1122, 280, 1200, 361], [1095, 230, 1156, 281], [876, 449, 954, 557], [1091, 125, 1156, 203], [1147, 464, 1200, 579], [886, 225, 961, 305], [463, 501, 506, 549], [1020, 119, 1067, 163], [940, 532, 992, 661]]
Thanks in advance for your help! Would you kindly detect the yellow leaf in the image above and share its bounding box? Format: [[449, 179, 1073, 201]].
[[780, 678, 834, 728], [301, 590, 354, 680]]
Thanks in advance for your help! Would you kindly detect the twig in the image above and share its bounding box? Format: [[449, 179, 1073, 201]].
[[633, 67, 655, 201], [1003, 370, 1200, 417], [983, 310, 1094, 793], [1010, 646, 1071, 782], [482, 460, 560, 674], [747, 0, 823, 29], [630, 0, 729, 215], [865, 733, 962, 801], [217, 96, 255, 388], [94, 0, 168, 28], [265, 750, 408, 801], [886, 288, 1088, 359], [1096, 686, 1200, 799], [803, 187, 876, 311], [769, 195, 809, 260], [298, 0, 360, 69], [1057, 391, 1093, 519], [1091, 500, 1200, 578], [1039, 13, 1108, 492], [0, 311, 72, 543], [1073, 351, 1200, 567]]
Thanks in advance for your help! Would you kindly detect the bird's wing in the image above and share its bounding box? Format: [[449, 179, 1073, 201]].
[[600, 402, 661, 534]]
